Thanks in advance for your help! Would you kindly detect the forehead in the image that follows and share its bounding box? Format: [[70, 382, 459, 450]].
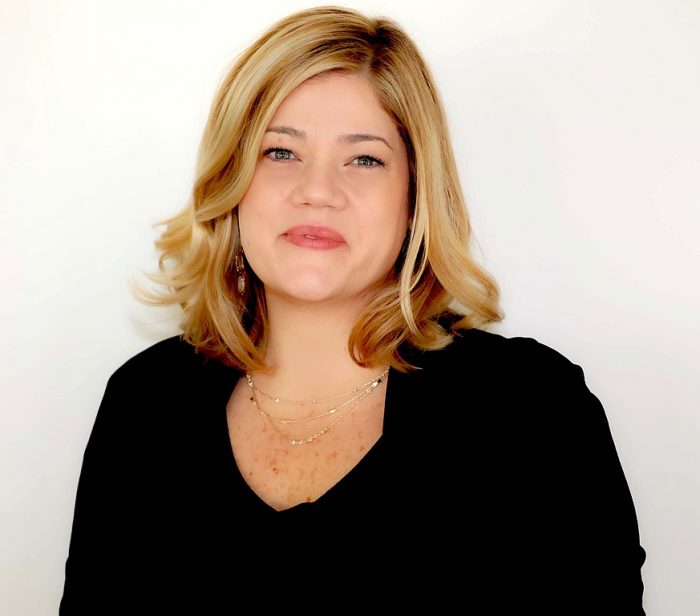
[[268, 72, 398, 135]]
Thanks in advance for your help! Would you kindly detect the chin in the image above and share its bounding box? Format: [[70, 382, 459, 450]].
[[267, 278, 342, 304], [284, 288, 343, 304]]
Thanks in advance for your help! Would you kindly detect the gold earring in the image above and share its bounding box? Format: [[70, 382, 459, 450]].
[[234, 250, 246, 295]]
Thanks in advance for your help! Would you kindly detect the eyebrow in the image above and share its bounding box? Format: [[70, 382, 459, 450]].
[[265, 125, 393, 150]]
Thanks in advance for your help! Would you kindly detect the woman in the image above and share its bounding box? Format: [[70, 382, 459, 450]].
[[60, 6, 646, 614]]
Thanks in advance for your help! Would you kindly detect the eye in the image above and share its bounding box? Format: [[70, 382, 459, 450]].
[[353, 155, 385, 168], [263, 147, 296, 161]]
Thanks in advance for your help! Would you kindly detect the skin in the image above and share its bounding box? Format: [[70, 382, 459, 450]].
[[239, 71, 409, 307], [229, 72, 411, 510], [237, 71, 410, 401]]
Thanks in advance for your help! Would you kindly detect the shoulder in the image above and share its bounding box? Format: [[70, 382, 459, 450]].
[[92, 335, 193, 413], [449, 327, 593, 407], [110, 334, 216, 380], [419, 322, 620, 470], [411, 320, 601, 432], [418, 320, 580, 384], [90, 334, 238, 441], [103, 334, 235, 402]]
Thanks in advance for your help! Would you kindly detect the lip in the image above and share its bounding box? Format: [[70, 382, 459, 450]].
[[282, 225, 346, 250]]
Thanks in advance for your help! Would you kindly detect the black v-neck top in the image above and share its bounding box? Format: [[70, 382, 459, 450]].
[[59, 325, 646, 614]]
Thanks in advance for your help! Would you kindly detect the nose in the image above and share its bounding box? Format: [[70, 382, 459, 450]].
[[290, 158, 347, 210]]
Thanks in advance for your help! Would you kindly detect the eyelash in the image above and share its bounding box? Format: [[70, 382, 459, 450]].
[[262, 147, 385, 168]]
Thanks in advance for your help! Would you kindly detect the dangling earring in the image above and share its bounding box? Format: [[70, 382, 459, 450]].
[[234, 249, 246, 295]]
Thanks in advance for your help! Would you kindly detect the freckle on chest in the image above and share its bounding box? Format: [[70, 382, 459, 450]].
[[228, 379, 386, 511]]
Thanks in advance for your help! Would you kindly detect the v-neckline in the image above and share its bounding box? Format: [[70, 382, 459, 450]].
[[220, 366, 397, 513]]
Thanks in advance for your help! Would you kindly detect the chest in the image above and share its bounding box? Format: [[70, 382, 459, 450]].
[[225, 377, 386, 512]]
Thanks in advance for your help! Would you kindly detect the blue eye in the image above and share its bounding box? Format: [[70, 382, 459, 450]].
[[261, 147, 385, 168], [263, 147, 295, 161], [355, 155, 384, 168]]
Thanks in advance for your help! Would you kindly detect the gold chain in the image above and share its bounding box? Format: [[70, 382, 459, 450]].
[[246, 371, 389, 446], [246, 369, 389, 405], [249, 386, 373, 424]]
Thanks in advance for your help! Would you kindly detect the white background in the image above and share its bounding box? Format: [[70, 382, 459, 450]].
[[1, 1, 698, 613]]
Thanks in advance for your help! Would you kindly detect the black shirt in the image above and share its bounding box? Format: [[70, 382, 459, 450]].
[[60, 326, 646, 614]]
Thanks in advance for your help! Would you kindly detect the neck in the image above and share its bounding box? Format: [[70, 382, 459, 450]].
[[255, 291, 385, 400]]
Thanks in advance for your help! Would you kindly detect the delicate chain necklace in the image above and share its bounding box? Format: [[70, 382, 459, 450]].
[[247, 370, 389, 405], [247, 381, 376, 424], [245, 369, 389, 446], [250, 385, 374, 445]]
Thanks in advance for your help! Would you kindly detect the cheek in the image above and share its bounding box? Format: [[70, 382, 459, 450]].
[[362, 204, 408, 256], [236, 201, 263, 258], [376, 188, 409, 231], [239, 178, 263, 213], [238, 176, 276, 234], [383, 164, 410, 224]]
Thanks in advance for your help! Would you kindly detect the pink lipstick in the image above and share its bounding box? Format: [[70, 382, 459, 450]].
[[283, 225, 346, 250]]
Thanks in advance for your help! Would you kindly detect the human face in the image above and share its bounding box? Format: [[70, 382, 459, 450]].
[[237, 72, 410, 307]]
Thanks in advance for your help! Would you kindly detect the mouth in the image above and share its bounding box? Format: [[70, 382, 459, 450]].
[[282, 225, 346, 250]]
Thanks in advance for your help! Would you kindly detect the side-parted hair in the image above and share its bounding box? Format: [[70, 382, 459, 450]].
[[131, 5, 504, 372]]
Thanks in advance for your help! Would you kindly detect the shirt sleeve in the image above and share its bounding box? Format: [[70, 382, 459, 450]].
[[529, 347, 647, 614], [59, 369, 151, 614]]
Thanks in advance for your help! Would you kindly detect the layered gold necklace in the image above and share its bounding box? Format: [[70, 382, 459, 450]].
[[245, 368, 389, 446]]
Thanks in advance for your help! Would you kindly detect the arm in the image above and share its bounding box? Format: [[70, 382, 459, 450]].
[[534, 351, 647, 614], [59, 370, 147, 613]]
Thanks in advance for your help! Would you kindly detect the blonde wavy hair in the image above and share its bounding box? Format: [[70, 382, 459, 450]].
[[131, 5, 504, 372]]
